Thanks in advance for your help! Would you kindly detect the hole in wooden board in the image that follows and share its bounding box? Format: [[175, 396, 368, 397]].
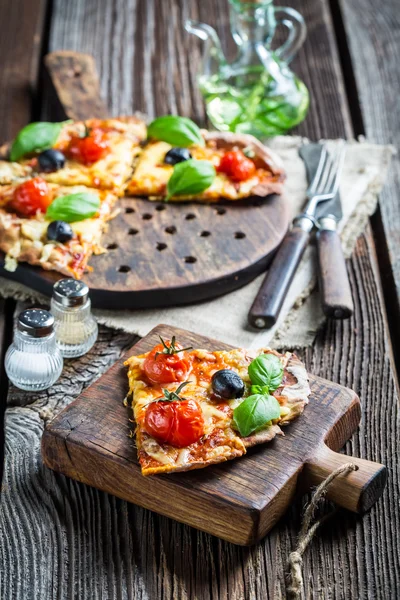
[[74, 69, 82, 77], [128, 228, 139, 235], [157, 242, 167, 251], [184, 256, 197, 264], [106, 243, 118, 250], [185, 213, 196, 220], [165, 226, 177, 234], [125, 207, 135, 214], [156, 204, 166, 211], [200, 230, 211, 237], [142, 213, 152, 220], [252, 199, 263, 207], [234, 231, 246, 239], [118, 265, 131, 273], [215, 207, 226, 215]]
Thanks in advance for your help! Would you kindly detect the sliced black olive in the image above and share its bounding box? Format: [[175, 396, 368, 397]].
[[47, 221, 74, 243], [211, 369, 245, 399], [164, 147, 192, 165], [38, 149, 66, 173]]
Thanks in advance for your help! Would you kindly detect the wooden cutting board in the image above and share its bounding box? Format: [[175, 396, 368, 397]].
[[0, 51, 290, 309], [41, 324, 387, 546]]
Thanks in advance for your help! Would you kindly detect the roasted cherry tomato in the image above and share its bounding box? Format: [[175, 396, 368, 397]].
[[10, 177, 53, 216], [143, 338, 192, 384], [217, 149, 256, 182], [144, 398, 204, 447], [67, 127, 109, 165]]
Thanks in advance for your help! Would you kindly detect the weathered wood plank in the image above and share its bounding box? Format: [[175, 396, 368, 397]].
[[336, 0, 400, 348], [0, 0, 398, 599], [0, 0, 48, 139]]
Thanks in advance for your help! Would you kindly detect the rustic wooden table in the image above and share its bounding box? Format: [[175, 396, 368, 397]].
[[0, 0, 399, 598]]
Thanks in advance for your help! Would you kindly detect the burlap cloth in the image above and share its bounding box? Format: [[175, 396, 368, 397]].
[[0, 136, 394, 348]]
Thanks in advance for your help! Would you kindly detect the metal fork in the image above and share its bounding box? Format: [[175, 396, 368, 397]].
[[248, 143, 347, 330], [303, 143, 346, 217]]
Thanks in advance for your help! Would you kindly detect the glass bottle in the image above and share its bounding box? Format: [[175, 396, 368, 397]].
[[186, 0, 309, 138], [51, 279, 98, 358], [5, 309, 63, 391]]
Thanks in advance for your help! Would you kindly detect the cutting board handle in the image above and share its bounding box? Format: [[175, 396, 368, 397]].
[[44, 51, 109, 120], [302, 444, 387, 513]]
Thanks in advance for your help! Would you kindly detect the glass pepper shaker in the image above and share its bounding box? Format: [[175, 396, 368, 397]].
[[5, 309, 63, 391], [51, 279, 98, 358]]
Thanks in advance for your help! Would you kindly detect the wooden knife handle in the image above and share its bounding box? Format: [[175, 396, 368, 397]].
[[316, 216, 354, 319], [302, 444, 387, 513], [248, 216, 313, 329], [44, 51, 109, 120]]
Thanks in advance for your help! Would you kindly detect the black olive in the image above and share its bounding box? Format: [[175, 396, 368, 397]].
[[47, 221, 74, 243], [164, 147, 192, 165], [38, 149, 66, 173], [211, 369, 245, 399]]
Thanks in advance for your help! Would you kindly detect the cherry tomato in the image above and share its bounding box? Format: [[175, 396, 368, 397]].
[[217, 150, 256, 182], [10, 177, 53, 216], [143, 340, 192, 384], [68, 127, 109, 165], [144, 398, 204, 447]]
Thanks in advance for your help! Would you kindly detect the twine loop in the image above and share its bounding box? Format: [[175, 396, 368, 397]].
[[286, 462, 359, 599]]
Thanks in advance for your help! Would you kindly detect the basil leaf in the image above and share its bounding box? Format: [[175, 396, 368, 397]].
[[166, 159, 215, 200], [10, 121, 71, 161], [46, 192, 100, 223], [248, 354, 283, 391], [233, 394, 281, 437], [148, 115, 204, 147]]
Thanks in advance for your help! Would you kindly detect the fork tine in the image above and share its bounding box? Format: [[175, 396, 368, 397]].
[[315, 151, 334, 193], [307, 146, 328, 195], [329, 145, 346, 196]]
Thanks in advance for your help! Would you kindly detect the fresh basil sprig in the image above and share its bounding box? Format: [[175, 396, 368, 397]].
[[232, 394, 281, 437], [147, 115, 204, 147], [166, 159, 215, 200], [248, 354, 283, 391], [10, 121, 71, 161], [233, 353, 284, 437], [46, 192, 100, 223]]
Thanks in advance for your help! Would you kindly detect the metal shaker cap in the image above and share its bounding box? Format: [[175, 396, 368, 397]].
[[18, 309, 55, 337], [52, 278, 89, 307]]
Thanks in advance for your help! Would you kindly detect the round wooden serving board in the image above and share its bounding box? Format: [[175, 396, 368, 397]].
[[0, 52, 290, 309]]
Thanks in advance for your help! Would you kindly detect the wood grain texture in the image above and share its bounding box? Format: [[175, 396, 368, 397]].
[[0, 0, 399, 598], [45, 51, 109, 119], [337, 0, 400, 319], [316, 226, 354, 319], [42, 324, 386, 545], [0, 0, 48, 140]]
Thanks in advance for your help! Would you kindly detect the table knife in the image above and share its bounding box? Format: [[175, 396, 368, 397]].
[[301, 144, 354, 320]]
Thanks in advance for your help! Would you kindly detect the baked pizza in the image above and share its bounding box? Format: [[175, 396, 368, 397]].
[[0, 114, 286, 278], [124, 336, 310, 475], [127, 130, 285, 201], [0, 182, 117, 278], [1, 117, 146, 195]]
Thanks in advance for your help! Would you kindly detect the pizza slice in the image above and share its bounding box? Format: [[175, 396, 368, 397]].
[[1, 117, 147, 195], [0, 181, 117, 278], [124, 336, 311, 475], [126, 130, 285, 201]]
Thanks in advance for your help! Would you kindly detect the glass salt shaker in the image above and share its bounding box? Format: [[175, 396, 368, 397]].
[[5, 309, 63, 391], [51, 279, 98, 358]]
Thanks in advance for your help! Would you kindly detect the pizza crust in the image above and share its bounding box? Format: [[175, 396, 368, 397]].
[[126, 131, 285, 201], [125, 345, 311, 476]]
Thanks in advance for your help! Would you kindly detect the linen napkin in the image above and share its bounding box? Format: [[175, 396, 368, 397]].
[[0, 136, 394, 349]]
